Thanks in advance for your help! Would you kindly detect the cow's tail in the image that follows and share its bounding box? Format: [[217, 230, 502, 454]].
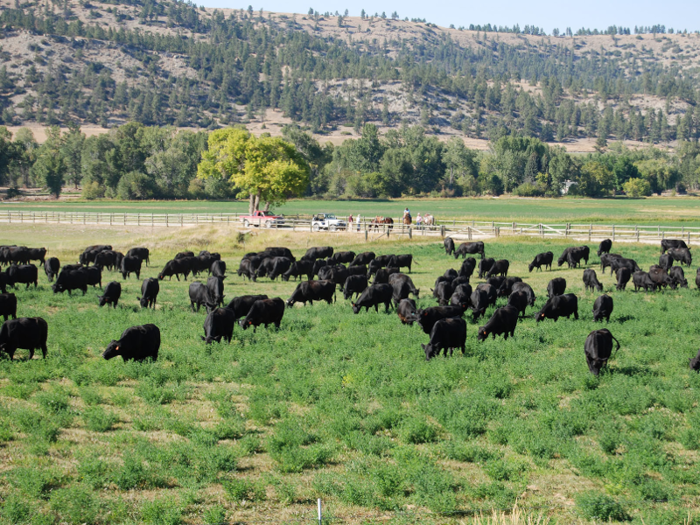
[[611, 334, 621, 357]]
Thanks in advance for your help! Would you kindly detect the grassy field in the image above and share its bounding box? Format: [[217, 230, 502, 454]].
[[1, 225, 700, 524], [4, 196, 700, 226]]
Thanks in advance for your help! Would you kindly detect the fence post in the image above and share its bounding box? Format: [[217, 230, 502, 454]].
[[181, 215, 183, 227], [365, 229, 368, 241], [440, 225, 445, 238], [588, 224, 591, 242], [318, 498, 322, 525], [166, 215, 169, 227], [612, 225, 615, 241], [408, 227, 412, 239], [512, 222, 516, 234], [468, 226, 472, 240]]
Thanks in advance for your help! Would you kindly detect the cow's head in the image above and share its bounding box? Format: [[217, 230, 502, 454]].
[[351, 303, 360, 314], [536, 311, 547, 322], [421, 343, 435, 361], [239, 319, 252, 330], [51, 283, 63, 294], [477, 328, 488, 342], [102, 340, 121, 360]]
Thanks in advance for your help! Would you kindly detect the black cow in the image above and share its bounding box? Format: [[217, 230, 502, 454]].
[[262, 247, 295, 261], [486, 259, 509, 278], [98, 282, 121, 308], [102, 324, 160, 362], [690, 349, 700, 371], [282, 260, 314, 281], [6, 264, 38, 289], [343, 275, 368, 300], [592, 294, 613, 322], [668, 247, 692, 267], [649, 266, 674, 289], [450, 283, 472, 308], [0, 317, 48, 360], [138, 278, 160, 309], [507, 291, 528, 317], [536, 294, 579, 322], [374, 255, 395, 267], [477, 305, 519, 341], [0, 272, 6, 294], [391, 280, 416, 306], [422, 318, 467, 360], [432, 281, 453, 306], [126, 247, 150, 266], [659, 253, 674, 271], [610, 256, 641, 275], [44, 257, 60, 282], [312, 259, 328, 278], [302, 246, 334, 261], [189, 282, 212, 313], [329, 251, 356, 265], [470, 289, 490, 320], [350, 252, 375, 267], [202, 308, 235, 344], [444, 238, 455, 256], [443, 269, 458, 281], [669, 266, 688, 288], [85, 244, 112, 254], [94, 250, 117, 271], [397, 298, 418, 325], [8, 247, 30, 265], [583, 269, 603, 292], [388, 254, 414, 273], [696, 268, 700, 290], [287, 280, 336, 306], [661, 239, 688, 254], [175, 251, 195, 259], [52, 269, 88, 295], [529, 251, 553, 272], [600, 253, 622, 274], [84, 266, 102, 288], [417, 306, 466, 334], [486, 275, 505, 290], [237, 257, 260, 281], [478, 258, 495, 279], [159, 258, 193, 281], [27, 247, 47, 266], [597, 239, 612, 257], [632, 271, 656, 292], [372, 267, 399, 284], [616, 267, 631, 291], [476, 283, 498, 307], [567, 246, 590, 268], [211, 260, 227, 278], [451, 275, 470, 288], [192, 253, 221, 276], [496, 277, 522, 298], [511, 282, 536, 306], [547, 278, 566, 298], [458, 257, 476, 279], [225, 295, 269, 321], [120, 256, 142, 280], [206, 276, 225, 307], [239, 298, 285, 331], [0, 293, 17, 321], [352, 283, 393, 313], [256, 257, 292, 281], [584, 329, 620, 375], [454, 241, 485, 259], [324, 266, 350, 287]]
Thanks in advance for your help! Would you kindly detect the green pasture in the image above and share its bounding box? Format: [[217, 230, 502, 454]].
[[0, 226, 700, 524], [4, 195, 700, 225]]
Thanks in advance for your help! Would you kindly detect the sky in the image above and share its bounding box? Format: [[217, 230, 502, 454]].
[[199, 0, 700, 34]]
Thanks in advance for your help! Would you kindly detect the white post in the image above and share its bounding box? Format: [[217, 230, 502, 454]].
[[317, 498, 322, 525]]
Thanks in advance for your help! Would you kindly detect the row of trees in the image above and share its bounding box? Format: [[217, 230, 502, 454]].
[[1, 123, 699, 204]]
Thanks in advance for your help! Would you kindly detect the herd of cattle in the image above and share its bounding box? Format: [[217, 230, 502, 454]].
[[1, 237, 700, 375]]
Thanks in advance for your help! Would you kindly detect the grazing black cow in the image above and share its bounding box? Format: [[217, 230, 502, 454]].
[[126, 247, 150, 266], [27, 247, 47, 266], [696, 268, 700, 290], [451, 275, 470, 288], [486, 276, 506, 290], [282, 260, 314, 281], [610, 256, 641, 275], [287, 280, 336, 306], [0, 271, 6, 294], [262, 247, 295, 261], [6, 264, 38, 289], [240, 298, 285, 331], [94, 250, 117, 271], [444, 238, 455, 256], [458, 257, 476, 279], [223, 295, 266, 324], [189, 282, 212, 313], [507, 291, 528, 317], [668, 247, 692, 267], [8, 246, 30, 265], [470, 289, 490, 320], [597, 239, 612, 257], [584, 329, 620, 375], [175, 251, 195, 259], [85, 244, 112, 254], [344, 275, 369, 300], [312, 259, 328, 278], [559, 246, 590, 268], [592, 294, 613, 322], [433, 281, 453, 306], [511, 282, 536, 306], [450, 283, 472, 308], [372, 267, 399, 284], [302, 246, 334, 261], [600, 253, 622, 274], [84, 266, 102, 288], [417, 306, 465, 334], [44, 257, 60, 282], [557, 247, 574, 267], [443, 268, 459, 281], [52, 269, 88, 295], [316, 264, 343, 281], [422, 318, 467, 360], [478, 258, 495, 279], [120, 256, 142, 280], [658, 253, 674, 271], [669, 266, 688, 288], [237, 257, 260, 281], [391, 280, 417, 306], [192, 253, 221, 276], [583, 269, 603, 292], [374, 255, 395, 267], [536, 294, 579, 322], [529, 251, 553, 272], [138, 278, 159, 309], [476, 283, 498, 307], [454, 241, 485, 259], [329, 251, 356, 265], [201, 308, 235, 344], [477, 305, 519, 341], [397, 298, 418, 325], [103, 324, 160, 362], [206, 276, 225, 307], [159, 258, 193, 281], [690, 349, 700, 371], [388, 254, 414, 273], [632, 271, 656, 292], [547, 278, 566, 298], [649, 266, 674, 289], [211, 260, 227, 278], [0, 293, 17, 321], [326, 266, 350, 287], [389, 274, 419, 297], [661, 239, 688, 254], [257, 257, 292, 281], [0, 246, 14, 267], [616, 267, 631, 291], [486, 259, 509, 278], [0, 317, 48, 360], [98, 282, 121, 308], [352, 283, 393, 313], [496, 277, 523, 298], [350, 252, 376, 267]]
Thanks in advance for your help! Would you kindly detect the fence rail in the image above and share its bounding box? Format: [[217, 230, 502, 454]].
[[0, 211, 697, 244]]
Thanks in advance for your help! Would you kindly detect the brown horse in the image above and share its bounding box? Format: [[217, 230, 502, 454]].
[[371, 216, 394, 231], [403, 213, 412, 226]]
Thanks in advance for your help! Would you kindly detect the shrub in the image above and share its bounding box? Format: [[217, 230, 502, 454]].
[[141, 498, 182, 525], [399, 416, 439, 444], [576, 491, 629, 521], [49, 485, 99, 525], [8, 467, 64, 499], [82, 180, 105, 199], [0, 495, 31, 523], [222, 478, 266, 503], [203, 505, 227, 525], [83, 407, 119, 432], [623, 178, 652, 197]]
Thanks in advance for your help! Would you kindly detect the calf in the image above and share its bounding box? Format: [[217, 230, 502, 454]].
[[454, 241, 485, 259], [547, 278, 566, 298], [458, 257, 476, 279], [477, 305, 519, 341], [669, 266, 688, 288], [350, 251, 375, 266], [661, 239, 688, 254], [120, 256, 142, 280], [329, 251, 356, 265], [44, 257, 60, 282], [211, 260, 227, 278], [98, 281, 121, 308], [226, 295, 269, 321], [528, 251, 553, 272], [583, 269, 603, 292], [422, 318, 467, 360], [52, 269, 88, 295], [536, 294, 579, 322], [433, 281, 453, 306], [102, 324, 160, 362], [444, 237, 455, 256], [616, 267, 631, 291], [632, 271, 656, 292], [511, 282, 536, 306], [417, 305, 465, 334], [658, 253, 673, 271], [397, 298, 418, 325], [207, 276, 226, 307], [159, 258, 193, 281], [592, 294, 613, 322], [126, 247, 150, 266], [302, 246, 334, 261], [486, 259, 509, 278], [6, 264, 38, 289], [597, 239, 612, 256], [478, 258, 495, 279], [202, 308, 235, 344], [507, 291, 528, 317], [0, 317, 48, 360], [240, 298, 285, 331], [138, 278, 160, 309], [584, 329, 620, 375], [344, 275, 368, 300], [668, 247, 692, 267], [282, 260, 314, 281], [388, 254, 414, 273], [287, 280, 336, 306], [189, 282, 213, 312], [352, 283, 393, 313], [0, 293, 17, 321]]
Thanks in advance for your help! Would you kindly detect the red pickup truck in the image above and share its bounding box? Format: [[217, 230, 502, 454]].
[[239, 211, 285, 228]]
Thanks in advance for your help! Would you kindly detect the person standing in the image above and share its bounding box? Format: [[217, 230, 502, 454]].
[[348, 214, 353, 231], [416, 213, 423, 229], [356, 213, 361, 232]]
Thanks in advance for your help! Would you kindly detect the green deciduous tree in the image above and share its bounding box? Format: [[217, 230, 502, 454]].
[[32, 127, 66, 198]]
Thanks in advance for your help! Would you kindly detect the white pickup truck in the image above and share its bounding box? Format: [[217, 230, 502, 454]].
[[311, 213, 346, 232]]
